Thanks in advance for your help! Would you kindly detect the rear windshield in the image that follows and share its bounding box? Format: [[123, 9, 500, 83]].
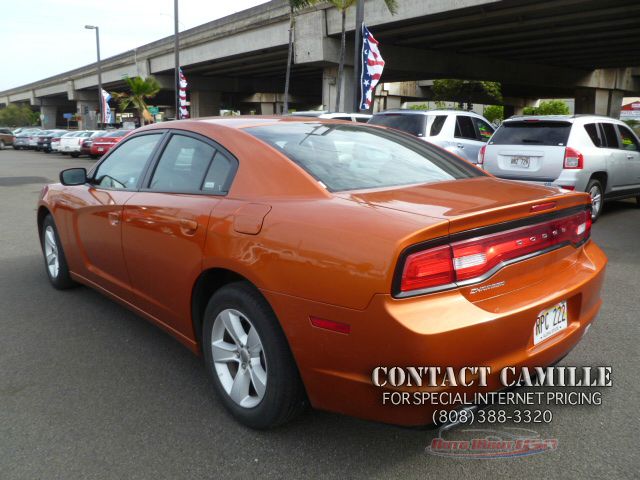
[[489, 121, 571, 146], [245, 123, 483, 192], [105, 130, 128, 137], [368, 114, 427, 137]]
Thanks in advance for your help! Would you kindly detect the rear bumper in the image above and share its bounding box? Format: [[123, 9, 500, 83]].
[[263, 240, 607, 426], [496, 170, 589, 193]]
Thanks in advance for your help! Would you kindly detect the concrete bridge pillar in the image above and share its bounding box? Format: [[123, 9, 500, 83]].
[[322, 66, 355, 113], [40, 105, 58, 129], [575, 88, 624, 118], [190, 91, 221, 118], [77, 101, 98, 129]]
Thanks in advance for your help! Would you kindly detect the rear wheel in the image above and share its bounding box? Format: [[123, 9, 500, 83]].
[[0, 140, 5, 150], [586, 179, 603, 222], [70, 152, 79, 158], [202, 282, 306, 429], [41, 215, 76, 289]]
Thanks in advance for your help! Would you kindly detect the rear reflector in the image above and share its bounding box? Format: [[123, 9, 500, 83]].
[[309, 316, 351, 334], [399, 209, 591, 294]]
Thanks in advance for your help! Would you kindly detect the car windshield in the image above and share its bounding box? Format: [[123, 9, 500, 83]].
[[245, 123, 483, 192], [368, 114, 427, 137], [489, 121, 572, 146]]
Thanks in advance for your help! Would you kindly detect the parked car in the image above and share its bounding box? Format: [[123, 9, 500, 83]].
[[79, 130, 106, 157], [0, 127, 15, 149], [13, 128, 42, 149], [38, 117, 606, 429], [291, 111, 372, 123], [34, 130, 53, 151], [59, 131, 94, 156], [368, 109, 495, 164], [45, 130, 69, 153], [480, 115, 640, 221], [89, 129, 131, 158], [38, 130, 69, 153]]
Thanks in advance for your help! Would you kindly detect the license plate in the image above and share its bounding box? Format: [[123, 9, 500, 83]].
[[98, 147, 104, 152], [511, 156, 530, 168], [533, 301, 568, 345]]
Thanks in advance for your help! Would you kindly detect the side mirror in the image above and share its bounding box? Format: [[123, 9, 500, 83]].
[[60, 168, 87, 186]]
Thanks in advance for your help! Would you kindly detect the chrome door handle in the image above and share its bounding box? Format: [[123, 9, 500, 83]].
[[457, 143, 464, 149], [627, 154, 634, 160]]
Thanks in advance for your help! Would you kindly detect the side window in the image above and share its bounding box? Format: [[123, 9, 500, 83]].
[[354, 117, 369, 123], [94, 133, 162, 189], [601, 123, 619, 149], [429, 115, 447, 136], [454, 115, 476, 139], [202, 151, 235, 194], [473, 118, 495, 142], [584, 123, 602, 147], [149, 134, 215, 192], [617, 125, 640, 151]]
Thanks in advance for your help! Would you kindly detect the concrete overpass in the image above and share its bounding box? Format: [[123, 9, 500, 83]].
[[1, 0, 639, 128]]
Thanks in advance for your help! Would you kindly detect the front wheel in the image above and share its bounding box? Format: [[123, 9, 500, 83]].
[[70, 152, 79, 158], [0, 140, 5, 150], [586, 179, 604, 222], [202, 282, 306, 429], [41, 215, 76, 289]]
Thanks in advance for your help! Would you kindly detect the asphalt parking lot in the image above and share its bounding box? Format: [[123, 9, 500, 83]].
[[0, 149, 638, 479]]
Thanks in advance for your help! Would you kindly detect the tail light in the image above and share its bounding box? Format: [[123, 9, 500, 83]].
[[398, 209, 591, 294], [478, 145, 486, 165], [564, 147, 583, 169], [52, 138, 60, 143]]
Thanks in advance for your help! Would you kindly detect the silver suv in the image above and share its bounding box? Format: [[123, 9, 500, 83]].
[[368, 109, 494, 164], [481, 115, 640, 220]]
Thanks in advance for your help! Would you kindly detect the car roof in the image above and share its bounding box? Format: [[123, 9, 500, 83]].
[[374, 109, 487, 118], [505, 114, 623, 124]]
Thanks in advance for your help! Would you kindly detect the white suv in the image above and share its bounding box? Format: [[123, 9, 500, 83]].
[[480, 115, 640, 221], [368, 109, 495, 164]]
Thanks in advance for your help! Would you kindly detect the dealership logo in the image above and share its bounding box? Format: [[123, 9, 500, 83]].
[[426, 428, 558, 459]]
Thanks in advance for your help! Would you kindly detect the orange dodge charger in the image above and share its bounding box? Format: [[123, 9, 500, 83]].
[[37, 117, 607, 428]]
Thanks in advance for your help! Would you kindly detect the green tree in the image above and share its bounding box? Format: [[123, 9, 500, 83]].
[[0, 104, 39, 127], [328, 0, 398, 112], [111, 76, 161, 126], [284, 1, 319, 114], [523, 100, 570, 116], [483, 105, 504, 124], [432, 79, 502, 110]]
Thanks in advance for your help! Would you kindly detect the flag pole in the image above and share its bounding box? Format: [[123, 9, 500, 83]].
[[352, 0, 365, 113], [174, 0, 180, 119]]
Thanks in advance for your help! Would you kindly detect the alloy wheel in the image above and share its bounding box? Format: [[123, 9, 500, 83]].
[[589, 184, 602, 220], [211, 308, 267, 408], [44, 226, 59, 278]]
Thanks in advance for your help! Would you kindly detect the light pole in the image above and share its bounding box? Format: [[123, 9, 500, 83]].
[[174, 0, 180, 119], [85, 25, 103, 128]]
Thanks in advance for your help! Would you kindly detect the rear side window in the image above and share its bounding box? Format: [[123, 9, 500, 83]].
[[149, 134, 216, 192], [584, 123, 602, 146], [617, 125, 640, 151], [368, 114, 427, 137], [473, 118, 494, 142], [202, 151, 235, 194], [454, 115, 476, 139], [489, 121, 571, 146], [601, 123, 619, 149], [429, 115, 447, 136]]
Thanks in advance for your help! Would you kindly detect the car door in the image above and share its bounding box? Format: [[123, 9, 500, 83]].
[[121, 131, 237, 338], [453, 114, 485, 162], [616, 123, 640, 189], [599, 122, 628, 190], [70, 132, 165, 300]]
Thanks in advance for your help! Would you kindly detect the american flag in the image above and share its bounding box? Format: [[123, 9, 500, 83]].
[[179, 68, 189, 119], [359, 24, 385, 110]]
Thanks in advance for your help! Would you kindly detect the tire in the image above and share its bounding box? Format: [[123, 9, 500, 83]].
[[41, 215, 76, 289], [90, 154, 99, 159], [202, 282, 306, 429], [0, 140, 5, 150], [70, 152, 79, 158]]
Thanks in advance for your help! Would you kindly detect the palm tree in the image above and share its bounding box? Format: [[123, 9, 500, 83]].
[[284, 0, 318, 114], [327, 0, 397, 112], [112, 76, 161, 126]]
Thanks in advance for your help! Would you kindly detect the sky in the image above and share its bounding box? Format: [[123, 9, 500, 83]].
[[0, 0, 270, 91]]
